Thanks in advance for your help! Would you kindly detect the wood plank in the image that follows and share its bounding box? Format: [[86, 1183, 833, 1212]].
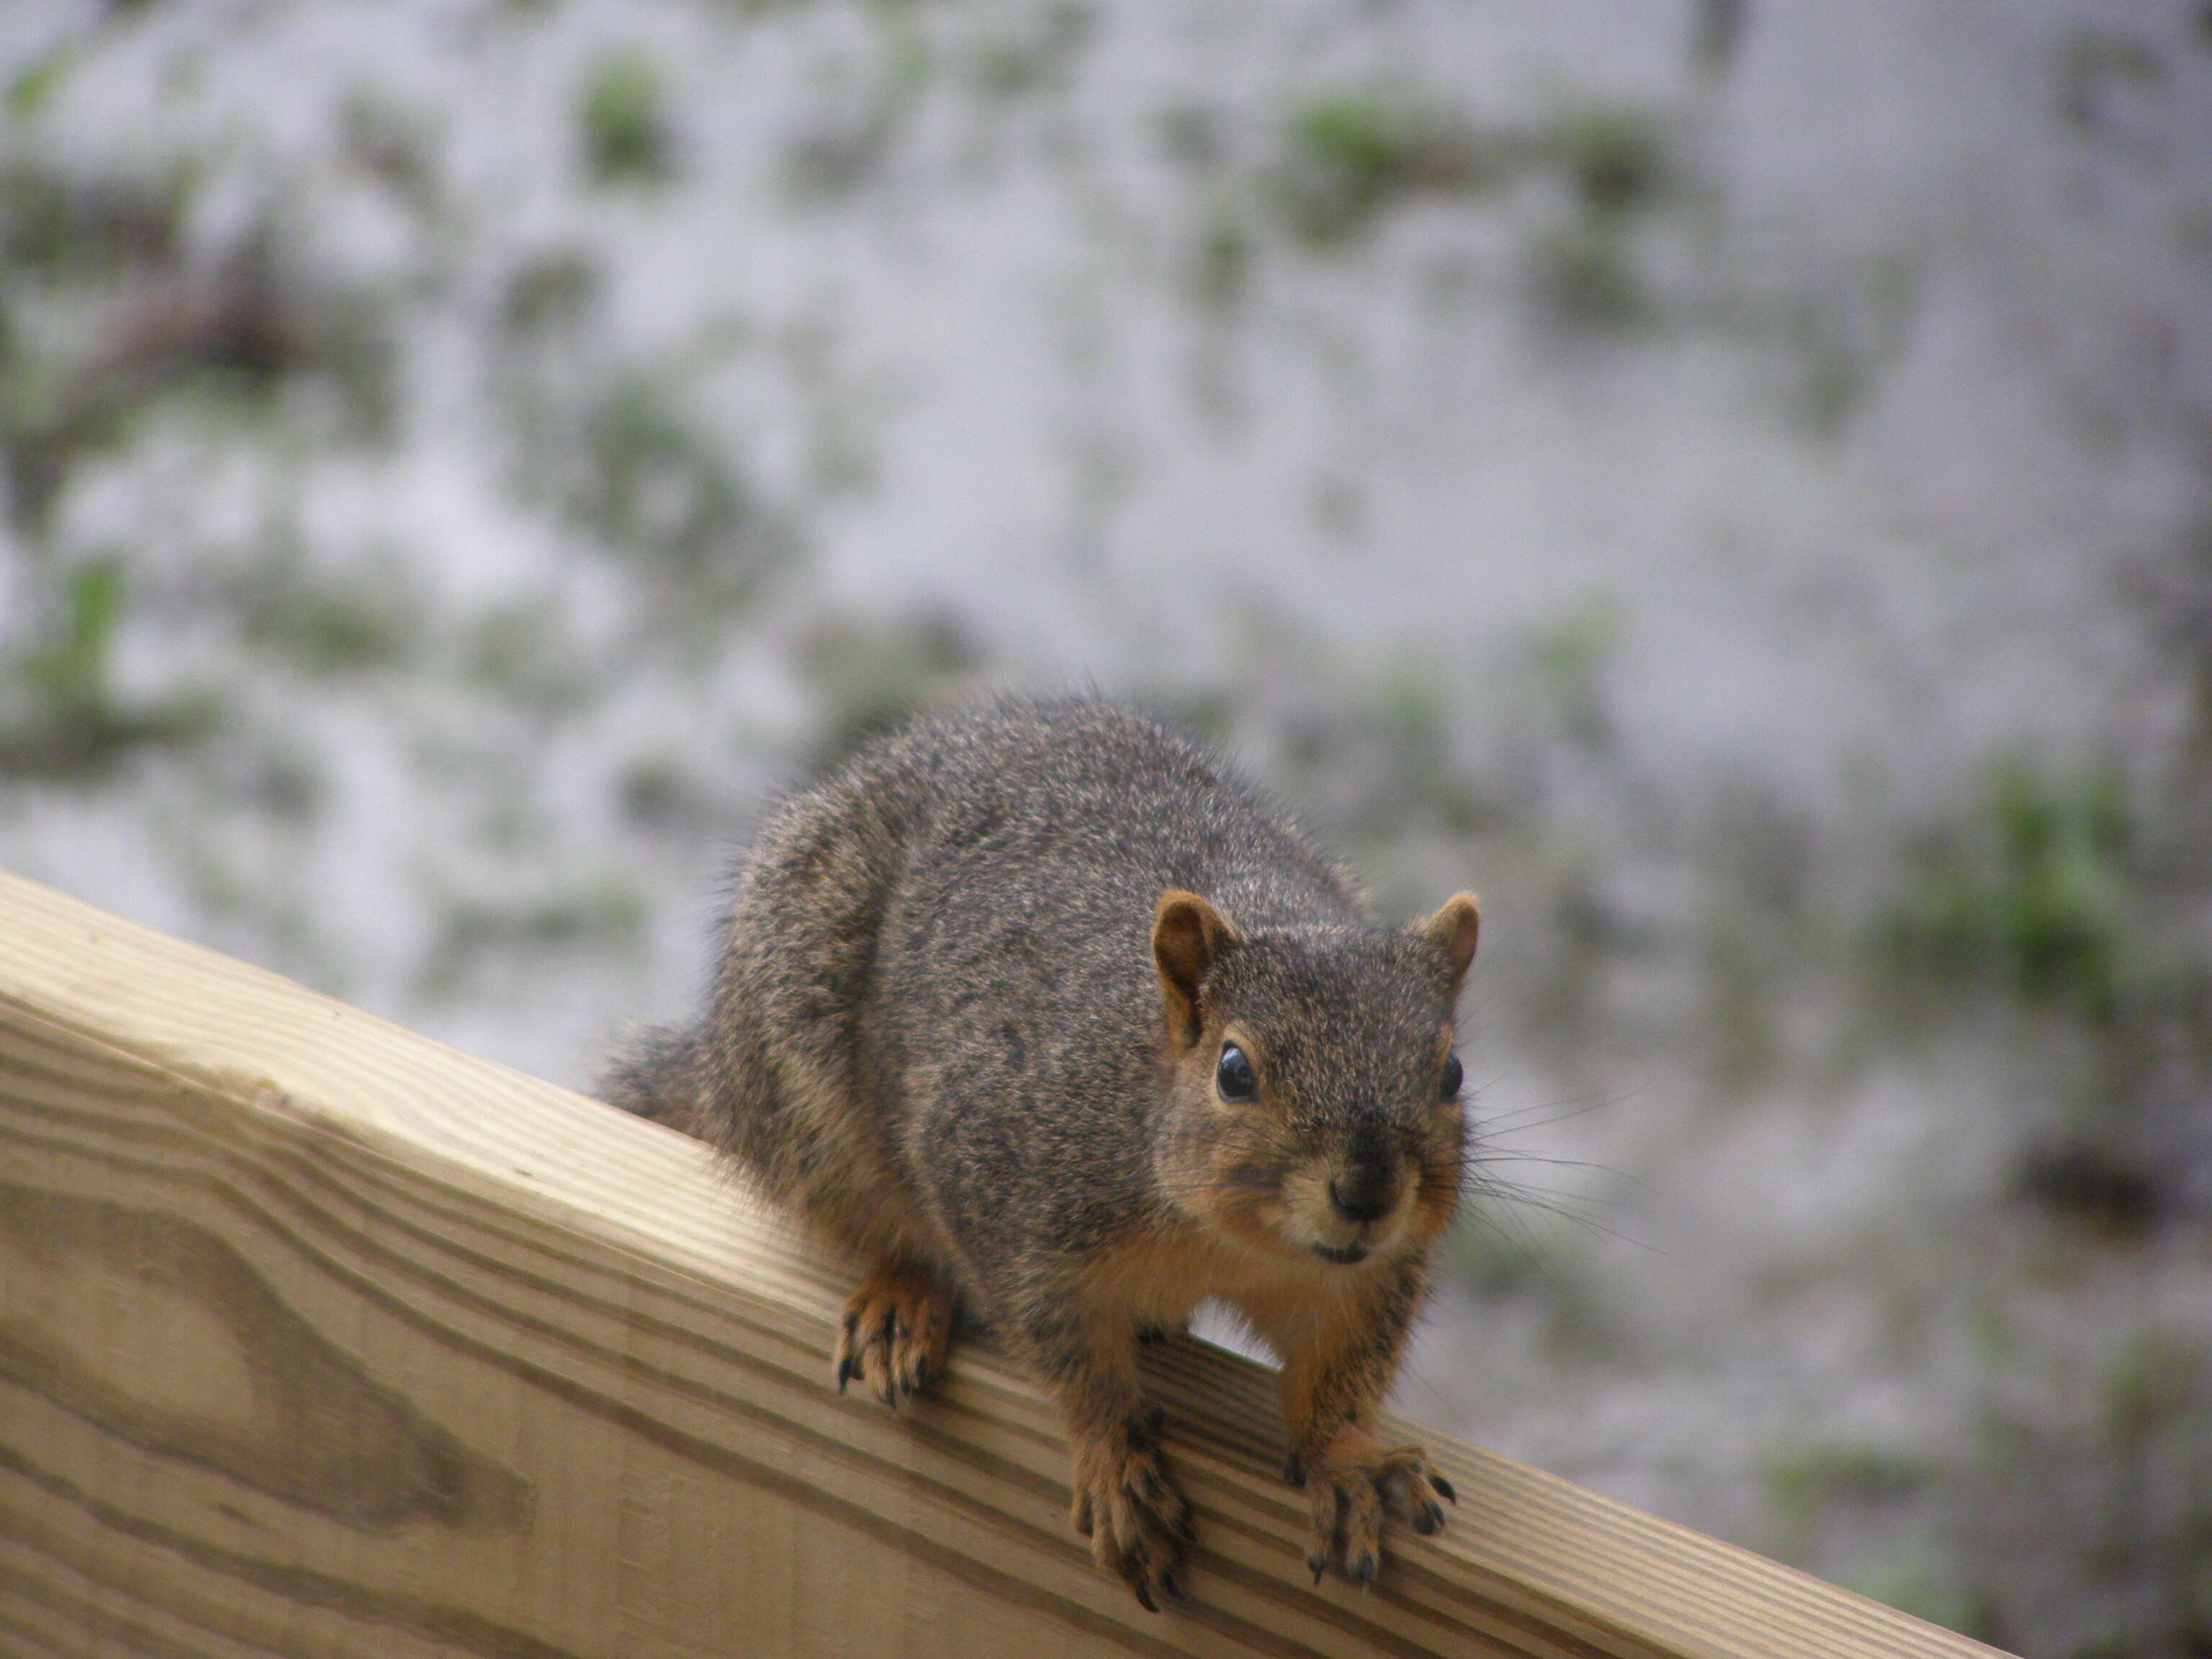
[[0, 871, 2006, 1658]]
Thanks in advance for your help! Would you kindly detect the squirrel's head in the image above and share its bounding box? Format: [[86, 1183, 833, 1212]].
[[1149, 887, 1478, 1272]]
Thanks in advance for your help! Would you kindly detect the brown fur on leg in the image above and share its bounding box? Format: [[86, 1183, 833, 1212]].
[[1020, 1299, 1191, 1611], [1262, 1254, 1452, 1585]]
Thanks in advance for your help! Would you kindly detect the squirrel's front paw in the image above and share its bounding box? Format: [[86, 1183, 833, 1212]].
[[1070, 1407, 1194, 1611], [1285, 1438, 1455, 1588], [834, 1266, 953, 1408]]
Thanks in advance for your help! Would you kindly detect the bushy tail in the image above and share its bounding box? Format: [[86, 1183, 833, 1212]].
[[596, 1023, 707, 1139]]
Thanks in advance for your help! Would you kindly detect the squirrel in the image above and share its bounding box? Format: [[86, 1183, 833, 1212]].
[[600, 696, 1480, 1608]]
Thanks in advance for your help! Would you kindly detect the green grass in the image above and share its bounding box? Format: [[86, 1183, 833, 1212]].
[[459, 601, 599, 716], [1275, 89, 1503, 246], [1767, 1442, 1933, 1527], [419, 877, 647, 997], [1527, 598, 1624, 752], [1548, 104, 1670, 216], [500, 248, 601, 336], [970, 1, 1093, 101], [580, 53, 675, 185], [0, 159, 183, 275], [567, 379, 758, 588], [234, 548, 428, 678], [0, 559, 220, 779], [1527, 221, 1653, 332], [796, 608, 982, 769], [1880, 759, 2137, 1029]]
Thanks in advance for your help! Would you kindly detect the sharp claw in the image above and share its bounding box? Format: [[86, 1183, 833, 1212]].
[[1282, 1453, 1306, 1488], [1308, 1552, 1327, 1586], [1430, 1473, 1456, 1503], [1414, 1504, 1442, 1535], [1351, 1551, 1377, 1589], [1159, 1572, 1182, 1603], [1134, 1583, 1158, 1614]]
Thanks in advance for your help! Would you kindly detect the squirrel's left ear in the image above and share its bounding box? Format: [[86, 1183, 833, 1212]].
[[1416, 891, 1481, 1000]]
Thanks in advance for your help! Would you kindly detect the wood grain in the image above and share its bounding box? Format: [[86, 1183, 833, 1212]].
[[0, 871, 2005, 1658]]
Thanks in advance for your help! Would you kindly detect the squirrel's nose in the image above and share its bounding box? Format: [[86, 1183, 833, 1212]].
[[1328, 1164, 1398, 1225]]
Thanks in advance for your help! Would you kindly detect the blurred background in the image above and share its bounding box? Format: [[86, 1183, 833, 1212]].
[[1, 0, 2208, 1650]]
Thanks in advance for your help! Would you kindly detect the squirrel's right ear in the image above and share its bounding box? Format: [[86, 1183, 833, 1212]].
[[1153, 889, 1236, 1048], [1418, 891, 1482, 1002]]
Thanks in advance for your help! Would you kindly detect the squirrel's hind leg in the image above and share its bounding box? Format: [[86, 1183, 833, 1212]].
[[835, 1263, 956, 1408]]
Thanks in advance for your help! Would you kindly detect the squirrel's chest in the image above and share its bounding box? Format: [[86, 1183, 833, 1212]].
[[1078, 1226, 1327, 1334]]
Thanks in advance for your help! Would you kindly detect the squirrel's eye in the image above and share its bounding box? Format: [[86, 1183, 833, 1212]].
[[1439, 1053, 1464, 1101], [1215, 1043, 1257, 1102]]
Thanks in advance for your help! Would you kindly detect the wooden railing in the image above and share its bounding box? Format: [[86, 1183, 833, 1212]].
[[0, 871, 2002, 1658]]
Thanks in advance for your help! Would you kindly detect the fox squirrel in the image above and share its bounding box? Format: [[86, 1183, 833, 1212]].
[[601, 696, 1479, 1607]]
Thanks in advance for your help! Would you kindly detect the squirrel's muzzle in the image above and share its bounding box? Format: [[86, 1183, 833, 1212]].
[[1327, 1160, 1401, 1226]]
